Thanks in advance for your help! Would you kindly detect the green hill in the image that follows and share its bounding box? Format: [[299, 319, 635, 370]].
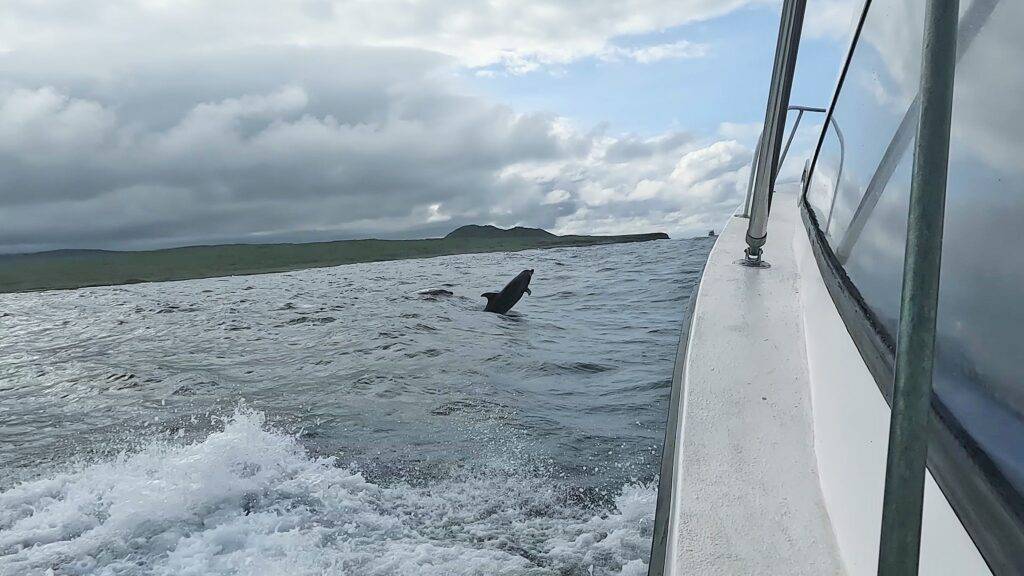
[[0, 227, 670, 294], [445, 225, 557, 239]]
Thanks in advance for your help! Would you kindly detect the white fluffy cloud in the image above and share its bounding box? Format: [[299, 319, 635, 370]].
[[514, 134, 751, 236], [804, 0, 862, 42], [600, 41, 710, 64]]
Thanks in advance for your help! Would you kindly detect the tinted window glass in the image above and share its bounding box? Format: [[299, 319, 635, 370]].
[[806, 0, 1024, 529], [939, 0, 1024, 487]]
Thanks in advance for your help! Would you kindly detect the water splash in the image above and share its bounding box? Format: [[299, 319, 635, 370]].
[[0, 410, 654, 575]]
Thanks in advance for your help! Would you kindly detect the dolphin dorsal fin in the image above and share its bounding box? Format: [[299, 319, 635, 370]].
[[481, 292, 499, 301]]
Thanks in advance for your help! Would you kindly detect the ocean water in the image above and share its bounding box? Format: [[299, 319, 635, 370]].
[[0, 237, 712, 575]]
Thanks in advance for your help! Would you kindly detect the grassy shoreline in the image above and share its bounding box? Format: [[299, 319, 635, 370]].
[[0, 233, 669, 294]]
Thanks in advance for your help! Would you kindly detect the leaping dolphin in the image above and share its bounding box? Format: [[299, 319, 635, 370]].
[[482, 269, 533, 314]]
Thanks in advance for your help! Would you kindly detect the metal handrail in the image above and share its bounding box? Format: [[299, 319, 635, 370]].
[[742, 105, 827, 219], [742, 138, 760, 217], [877, 0, 959, 573], [822, 116, 846, 234], [779, 105, 826, 170]]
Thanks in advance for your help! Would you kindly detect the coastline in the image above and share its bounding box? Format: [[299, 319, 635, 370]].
[[0, 233, 670, 294]]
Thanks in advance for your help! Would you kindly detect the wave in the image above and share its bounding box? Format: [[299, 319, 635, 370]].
[[0, 410, 654, 575]]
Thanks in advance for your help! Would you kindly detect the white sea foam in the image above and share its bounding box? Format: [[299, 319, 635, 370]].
[[0, 410, 654, 575]]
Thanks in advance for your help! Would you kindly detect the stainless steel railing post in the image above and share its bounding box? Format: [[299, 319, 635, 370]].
[[877, 0, 959, 573], [743, 0, 807, 265], [742, 134, 762, 218]]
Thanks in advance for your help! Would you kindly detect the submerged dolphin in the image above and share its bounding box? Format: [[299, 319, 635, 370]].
[[482, 269, 534, 314]]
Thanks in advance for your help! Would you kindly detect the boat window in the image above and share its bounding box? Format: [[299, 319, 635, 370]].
[[805, 0, 1024, 569]]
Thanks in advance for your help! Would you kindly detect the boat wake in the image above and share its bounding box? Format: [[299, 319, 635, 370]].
[[0, 410, 654, 575]]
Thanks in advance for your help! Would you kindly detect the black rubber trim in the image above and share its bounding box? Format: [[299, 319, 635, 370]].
[[801, 202, 894, 399], [799, 198, 1024, 575], [647, 245, 708, 576]]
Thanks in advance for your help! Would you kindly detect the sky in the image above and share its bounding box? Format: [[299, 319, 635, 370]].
[[0, 0, 861, 253]]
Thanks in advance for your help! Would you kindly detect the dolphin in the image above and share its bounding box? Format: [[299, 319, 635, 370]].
[[482, 269, 534, 314]]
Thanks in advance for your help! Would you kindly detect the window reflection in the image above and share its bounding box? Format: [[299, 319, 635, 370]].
[[806, 0, 1024, 540]]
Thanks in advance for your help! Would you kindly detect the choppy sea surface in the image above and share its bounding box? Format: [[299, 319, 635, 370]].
[[0, 237, 712, 575]]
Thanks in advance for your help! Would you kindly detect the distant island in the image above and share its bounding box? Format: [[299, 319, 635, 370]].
[[0, 226, 669, 294], [445, 225, 557, 239]]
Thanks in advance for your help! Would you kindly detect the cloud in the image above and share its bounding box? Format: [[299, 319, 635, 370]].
[[522, 134, 752, 237], [542, 189, 572, 205], [804, 0, 862, 42], [0, 86, 118, 164], [670, 140, 748, 188], [0, 52, 573, 251], [0, 64, 749, 252], [600, 41, 710, 64], [0, 1, 773, 252], [0, 0, 761, 76], [717, 121, 763, 145]]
